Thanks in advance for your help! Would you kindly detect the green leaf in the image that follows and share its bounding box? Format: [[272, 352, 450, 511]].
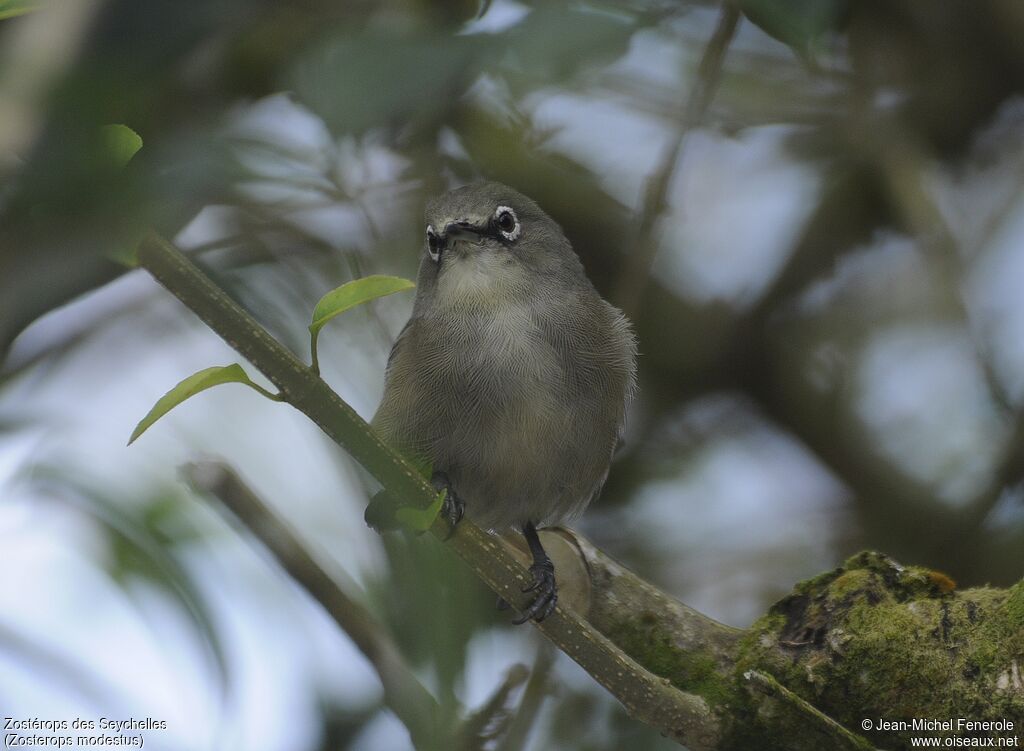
[[395, 489, 446, 533], [737, 0, 847, 59], [310, 275, 415, 335], [101, 124, 143, 168], [128, 364, 277, 445], [0, 0, 37, 20], [309, 275, 414, 372]]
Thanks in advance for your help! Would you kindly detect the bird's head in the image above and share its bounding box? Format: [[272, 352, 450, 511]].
[[417, 181, 585, 307]]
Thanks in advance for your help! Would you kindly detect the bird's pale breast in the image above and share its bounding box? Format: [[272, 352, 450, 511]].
[[374, 293, 627, 531]]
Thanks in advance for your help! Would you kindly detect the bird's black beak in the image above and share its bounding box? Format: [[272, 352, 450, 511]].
[[442, 221, 480, 242], [433, 221, 482, 260], [429, 221, 483, 263]]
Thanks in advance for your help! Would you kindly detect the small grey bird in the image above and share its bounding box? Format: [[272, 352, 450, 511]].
[[372, 181, 636, 623]]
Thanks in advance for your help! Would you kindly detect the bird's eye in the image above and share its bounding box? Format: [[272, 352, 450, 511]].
[[494, 206, 520, 241], [426, 225, 441, 262]]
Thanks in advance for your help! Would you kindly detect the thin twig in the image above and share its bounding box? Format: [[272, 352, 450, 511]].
[[615, 3, 740, 314], [455, 663, 530, 751], [497, 643, 556, 751], [744, 670, 881, 751], [182, 460, 443, 749]]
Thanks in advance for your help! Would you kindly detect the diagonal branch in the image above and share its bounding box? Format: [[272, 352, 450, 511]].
[[743, 670, 880, 751], [455, 663, 529, 751], [183, 460, 442, 748], [136, 232, 721, 750], [497, 644, 555, 751], [132, 233, 1021, 751]]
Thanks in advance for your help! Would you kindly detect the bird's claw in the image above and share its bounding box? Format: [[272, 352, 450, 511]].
[[431, 472, 464, 540], [512, 561, 557, 624], [440, 492, 464, 534]]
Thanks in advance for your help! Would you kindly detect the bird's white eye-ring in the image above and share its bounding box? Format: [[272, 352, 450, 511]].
[[494, 206, 520, 241], [426, 224, 441, 262]]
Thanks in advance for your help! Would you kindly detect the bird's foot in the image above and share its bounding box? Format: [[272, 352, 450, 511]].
[[512, 559, 558, 624], [431, 471, 464, 539]]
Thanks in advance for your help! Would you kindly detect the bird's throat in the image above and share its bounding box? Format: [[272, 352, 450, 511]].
[[436, 254, 525, 310]]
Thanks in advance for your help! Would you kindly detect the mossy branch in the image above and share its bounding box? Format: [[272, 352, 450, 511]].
[[532, 533, 1024, 750]]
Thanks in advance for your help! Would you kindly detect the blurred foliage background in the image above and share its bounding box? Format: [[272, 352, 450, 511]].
[[2, 0, 1024, 749]]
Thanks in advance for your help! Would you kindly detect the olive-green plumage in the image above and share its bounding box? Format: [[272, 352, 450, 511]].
[[373, 182, 636, 532]]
